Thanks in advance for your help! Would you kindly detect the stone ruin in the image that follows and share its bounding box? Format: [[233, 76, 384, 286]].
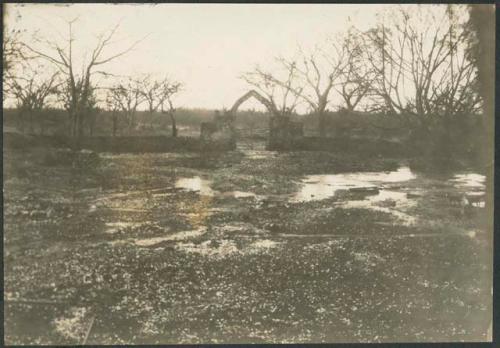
[[200, 111, 303, 151], [267, 116, 304, 150], [200, 111, 237, 149], [199, 90, 305, 150]]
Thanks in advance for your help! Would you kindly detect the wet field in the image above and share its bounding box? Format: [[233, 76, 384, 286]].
[[3, 141, 492, 344]]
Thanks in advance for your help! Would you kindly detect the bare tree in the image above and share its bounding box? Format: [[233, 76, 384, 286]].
[[55, 78, 101, 136], [363, 5, 479, 132], [107, 77, 145, 133], [240, 64, 303, 118], [105, 90, 121, 137], [158, 81, 182, 137], [139, 76, 182, 131], [336, 28, 374, 113], [3, 29, 31, 82], [5, 64, 59, 134], [363, 22, 412, 121], [257, 32, 366, 137], [85, 85, 100, 136], [276, 42, 348, 136], [467, 4, 494, 251], [436, 6, 481, 119], [22, 19, 143, 138]]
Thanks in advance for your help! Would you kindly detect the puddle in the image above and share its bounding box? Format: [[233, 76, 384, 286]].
[[175, 177, 215, 196], [403, 230, 484, 239], [288, 167, 421, 225], [175, 239, 239, 258], [449, 173, 486, 191], [226, 191, 257, 198], [213, 191, 259, 199], [175, 169, 420, 226], [214, 222, 262, 234], [291, 166, 416, 203], [176, 177, 258, 200], [448, 173, 486, 207], [287, 166, 423, 225], [133, 227, 206, 247], [105, 228, 207, 247]]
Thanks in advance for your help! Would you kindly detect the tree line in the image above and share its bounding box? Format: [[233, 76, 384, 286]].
[[239, 4, 483, 141], [3, 4, 487, 144], [3, 20, 182, 138]]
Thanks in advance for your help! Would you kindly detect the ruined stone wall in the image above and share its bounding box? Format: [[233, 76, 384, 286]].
[[200, 111, 304, 151], [267, 116, 304, 150], [199, 112, 236, 149]]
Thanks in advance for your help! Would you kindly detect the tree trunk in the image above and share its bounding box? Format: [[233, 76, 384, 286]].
[[18, 110, 25, 134], [67, 112, 72, 136], [170, 113, 177, 137], [88, 114, 95, 136], [29, 111, 35, 134], [127, 112, 134, 134], [112, 115, 118, 137], [71, 111, 78, 137], [77, 111, 85, 139], [318, 112, 326, 138], [39, 117, 45, 136]]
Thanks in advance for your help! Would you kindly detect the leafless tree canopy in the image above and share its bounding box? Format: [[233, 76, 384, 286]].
[[239, 5, 481, 137], [107, 77, 145, 131], [241, 64, 303, 117], [3, 29, 31, 80], [20, 19, 143, 137], [363, 6, 479, 126], [3, 4, 483, 139], [5, 64, 59, 134]]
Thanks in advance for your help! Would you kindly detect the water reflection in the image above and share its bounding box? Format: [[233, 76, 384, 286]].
[[134, 227, 206, 247], [449, 173, 486, 191], [175, 176, 258, 200], [175, 177, 215, 196], [230, 191, 257, 198], [292, 166, 416, 203]]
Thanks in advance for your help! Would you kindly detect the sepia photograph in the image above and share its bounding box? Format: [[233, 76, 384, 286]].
[[2, 2, 495, 344]]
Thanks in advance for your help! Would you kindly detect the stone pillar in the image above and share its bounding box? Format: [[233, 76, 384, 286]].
[[200, 122, 217, 141], [199, 111, 237, 150]]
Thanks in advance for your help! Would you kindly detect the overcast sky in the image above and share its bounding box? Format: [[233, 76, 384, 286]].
[[5, 3, 408, 111]]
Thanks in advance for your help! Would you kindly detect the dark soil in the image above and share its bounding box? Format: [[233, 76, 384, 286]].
[[3, 140, 492, 344]]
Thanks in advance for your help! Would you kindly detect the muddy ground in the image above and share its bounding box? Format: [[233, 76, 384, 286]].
[[3, 140, 492, 344]]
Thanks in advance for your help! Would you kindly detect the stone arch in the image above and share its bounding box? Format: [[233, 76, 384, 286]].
[[200, 90, 304, 150], [229, 90, 278, 115]]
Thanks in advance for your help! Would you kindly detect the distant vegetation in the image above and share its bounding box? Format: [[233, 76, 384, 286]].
[[3, 106, 483, 164], [3, 107, 271, 137], [2, 4, 492, 167]]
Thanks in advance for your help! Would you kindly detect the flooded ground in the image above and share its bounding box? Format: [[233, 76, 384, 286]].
[[3, 141, 492, 344], [292, 166, 416, 202]]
